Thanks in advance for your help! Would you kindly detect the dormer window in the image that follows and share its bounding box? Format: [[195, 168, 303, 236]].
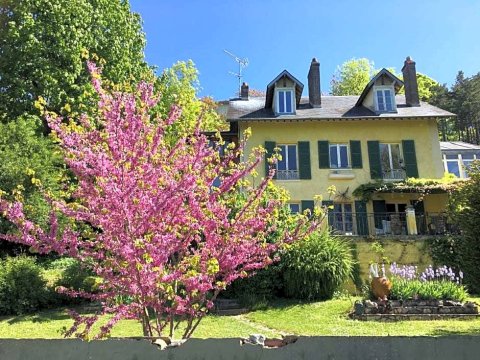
[[276, 89, 294, 114], [375, 86, 396, 112]]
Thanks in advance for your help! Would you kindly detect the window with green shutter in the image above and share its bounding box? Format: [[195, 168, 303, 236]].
[[402, 140, 419, 178], [355, 200, 369, 236], [301, 200, 314, 215], [298, 141, 311, 179], [322, 200, 334, 228], [350, 140, 363, 168], [318, 141, 330, 168], [367, 141, 381, 179], [264, 141, 276, 179]]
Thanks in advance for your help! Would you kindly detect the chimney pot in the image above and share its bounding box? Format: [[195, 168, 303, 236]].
[[308, 58, 321, 108], [402, 56, 420, 107], [240, 82, 249, 100]]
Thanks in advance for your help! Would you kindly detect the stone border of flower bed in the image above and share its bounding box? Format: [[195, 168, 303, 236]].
[[350, 299, 479, 321]]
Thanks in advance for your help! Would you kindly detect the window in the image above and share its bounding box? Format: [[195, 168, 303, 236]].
[[443, 152, 479, 178], [329, 144, 349, 169], [277, 144, 298, 180], [276, 90, 294, 114], [331, 203, 353, 235], [375, 88, 395, 112], [288, 203, 300, 214], [380, 143, 405, 180]]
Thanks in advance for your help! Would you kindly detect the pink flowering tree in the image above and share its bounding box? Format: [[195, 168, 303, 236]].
[[0, 63, 321, 340]]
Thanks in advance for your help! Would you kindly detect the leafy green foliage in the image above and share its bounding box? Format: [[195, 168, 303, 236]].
[[0, 117, 65, 254], [0, 0, 150, 121], [447, 161, 480, 293], [330, 58, 374, 95], [390, 278, 467, 302], [282, 231, 354, 300], [426, 236, 461, 270], [0, 256, 50, 315]]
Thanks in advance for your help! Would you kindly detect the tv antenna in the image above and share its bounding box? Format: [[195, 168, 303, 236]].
[[224, 49, 249, 96]]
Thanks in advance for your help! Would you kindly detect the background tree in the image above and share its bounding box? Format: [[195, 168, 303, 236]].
[[330, 58, 375, 96], [0, 0, 150, 122]]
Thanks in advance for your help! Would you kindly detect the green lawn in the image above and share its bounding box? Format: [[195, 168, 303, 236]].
[[1, 297, 479, 339]]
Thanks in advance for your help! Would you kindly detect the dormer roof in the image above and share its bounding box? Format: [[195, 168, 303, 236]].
[[355, 68, 404, 107], [265, 70, 304, 109]]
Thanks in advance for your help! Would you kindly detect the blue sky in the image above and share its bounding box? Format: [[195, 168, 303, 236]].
[[129, 0, 480, 100]]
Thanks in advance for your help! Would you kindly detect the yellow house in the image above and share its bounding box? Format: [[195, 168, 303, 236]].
[[219, 57, 455, 237]]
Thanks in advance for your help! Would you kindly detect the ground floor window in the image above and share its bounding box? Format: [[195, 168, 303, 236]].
[[288, 203, 300, 214], [332, 203, 354, 235]]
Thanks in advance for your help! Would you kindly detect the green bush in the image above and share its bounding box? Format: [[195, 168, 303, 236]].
[[390, 278, 467, 302], [282, 231, 354, 301], [426, 236, 461, 270], [224, 265, 282, 309], [55, 259, 97, 299], [0, 256, 50, 315], [447, 161, 480, 294]]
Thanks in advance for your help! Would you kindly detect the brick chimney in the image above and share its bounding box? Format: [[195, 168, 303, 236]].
[[308, 58, 321, 108], [240, 82, 249, 100], [402, 56, 420, 107]]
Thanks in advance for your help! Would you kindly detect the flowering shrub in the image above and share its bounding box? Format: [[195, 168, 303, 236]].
[[388, 263, 467, 301], [0, 63, 322, 339]]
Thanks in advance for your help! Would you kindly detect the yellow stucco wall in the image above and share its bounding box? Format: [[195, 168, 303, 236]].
[[239, 118, 445, 205]]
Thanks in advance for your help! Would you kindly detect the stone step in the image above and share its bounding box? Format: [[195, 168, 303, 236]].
[[214, 299, 241, 310]]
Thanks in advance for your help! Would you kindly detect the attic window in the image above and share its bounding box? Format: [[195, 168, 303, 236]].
[[375, 87, 396, 112], [276, 89, 294, 114]]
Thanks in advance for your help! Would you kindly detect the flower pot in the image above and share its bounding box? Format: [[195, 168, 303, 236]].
[[371, 276, 392, 299]]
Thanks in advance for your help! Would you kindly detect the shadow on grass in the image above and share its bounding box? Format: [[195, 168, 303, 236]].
[[2, 304, 98, 325], [429, 327, 480, 336]]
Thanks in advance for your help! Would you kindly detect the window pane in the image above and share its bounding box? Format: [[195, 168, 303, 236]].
[[446, 154, 459, 159], [339, 145, 348, 168], [344, 204, 353, 232], [384, 90, 393, 111], [289, 204, 300, 213], [278, 91, 285, 113], [380, 144, 391, 172], [285, 91, 292, 113], [462, 153, 475, 160], [287, 145, 297, 170], [446, 161, 460, 177], [377, 91, 385, 111], [390, 144, 401, 169], [330, 146, 338, 168], [277, 145, 287, 170]]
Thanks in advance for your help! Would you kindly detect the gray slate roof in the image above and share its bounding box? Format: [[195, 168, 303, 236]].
[[440, 141, 480, 151], [224, 95, 455, 121]]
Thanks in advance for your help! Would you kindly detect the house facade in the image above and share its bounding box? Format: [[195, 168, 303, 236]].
[[219, 57, 454, 236], [440, 141, 480, 179]]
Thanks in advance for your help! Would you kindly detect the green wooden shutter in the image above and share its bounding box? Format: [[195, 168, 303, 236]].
[[298, 141, 311, 179], [264, 141, 276, 179], [301, 200, 314, 215], [367, 141, 381, 179], [402, 140, 419, 178], [322, 200, 334, 229], [318, 141, 330, 168], [350, 140, 363, 169], [355, 200, 369, 236], [372, 200, 387, 229]]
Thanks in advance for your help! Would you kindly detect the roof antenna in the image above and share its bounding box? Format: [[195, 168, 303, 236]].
[[224, 49, 249, 97]]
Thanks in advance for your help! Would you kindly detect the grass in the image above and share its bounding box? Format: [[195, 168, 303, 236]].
[[0, 297, 479, 339]]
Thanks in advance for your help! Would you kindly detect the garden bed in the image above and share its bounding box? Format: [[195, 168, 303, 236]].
[[351, 299, 479, 321]]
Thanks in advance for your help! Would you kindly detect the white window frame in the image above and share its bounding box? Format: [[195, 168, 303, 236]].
[[374, 86, 396, 113], [380, 143, 405, 180], [276, 144, 299, 180], [275, 88, 295, 115], [443, 153, 478, 178], [329, 143, 350, 169]]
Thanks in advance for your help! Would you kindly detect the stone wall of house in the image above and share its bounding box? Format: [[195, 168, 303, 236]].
[[1, 337, 480, 360]]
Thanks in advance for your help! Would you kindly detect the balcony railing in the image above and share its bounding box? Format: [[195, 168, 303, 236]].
[[382, 169, 406, 180], [276, 169, 299, 180], [327, 212, 456, 237]]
